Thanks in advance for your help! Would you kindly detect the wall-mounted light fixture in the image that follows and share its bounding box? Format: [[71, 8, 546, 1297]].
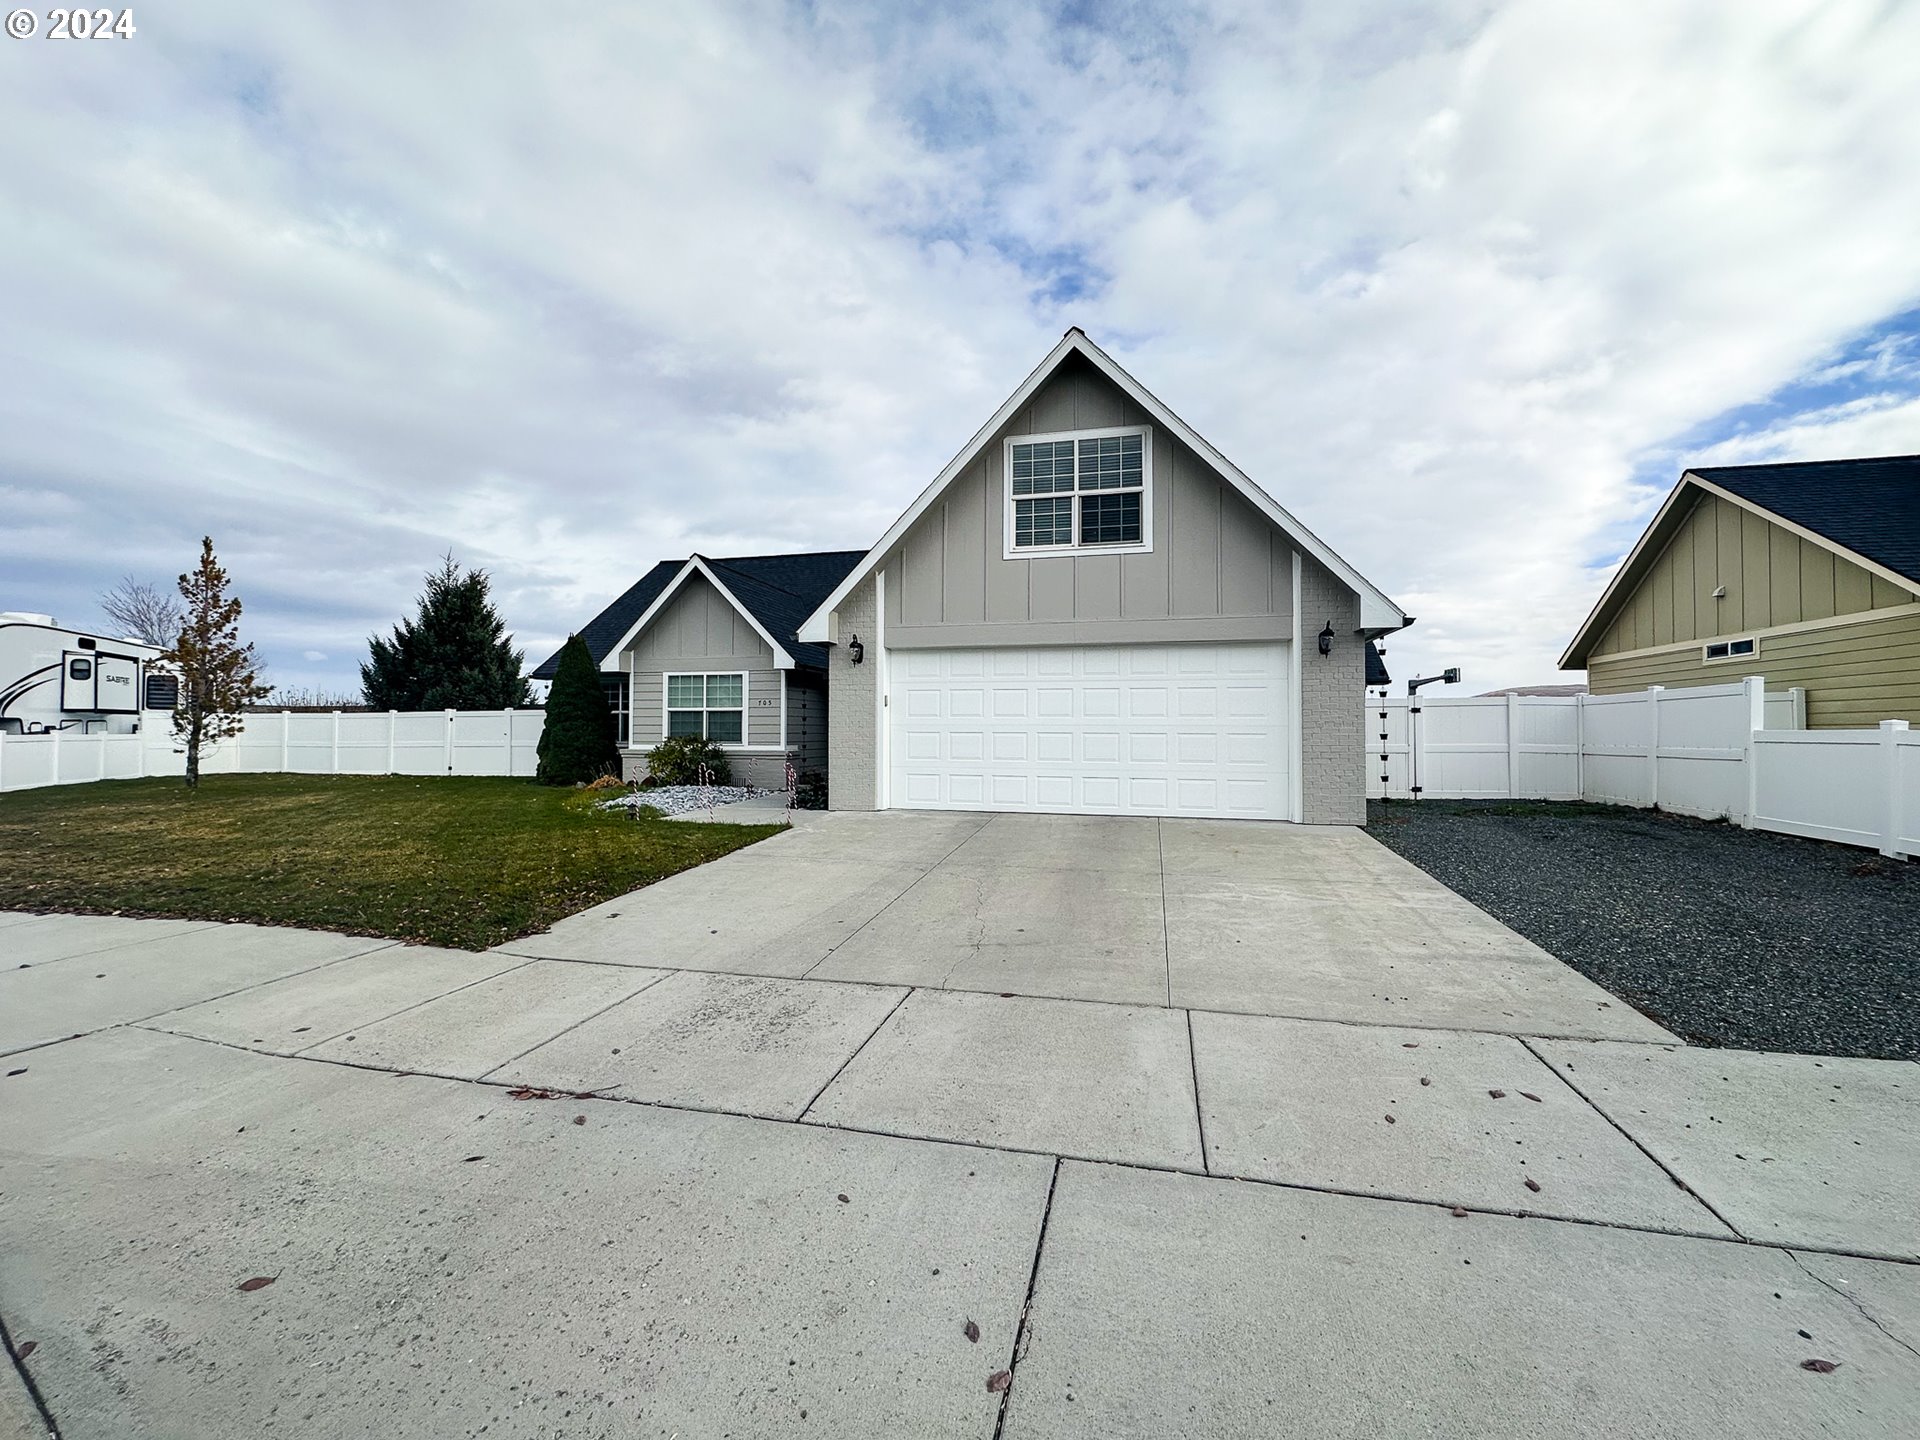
[[1317, 621, 1335, 657], [848, 634, 865, 665]]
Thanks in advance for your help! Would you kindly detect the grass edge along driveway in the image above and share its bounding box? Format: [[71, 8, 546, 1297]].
[[0, 774, 782, 951]]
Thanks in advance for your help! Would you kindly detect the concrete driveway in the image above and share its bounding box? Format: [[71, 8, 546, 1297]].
[[2, 813, 1917, 1438]]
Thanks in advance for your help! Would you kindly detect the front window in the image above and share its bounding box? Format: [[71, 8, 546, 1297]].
[[666, 672, 744, 743], [1008, 427, 1150, 554], [600, 673, 630, 747]]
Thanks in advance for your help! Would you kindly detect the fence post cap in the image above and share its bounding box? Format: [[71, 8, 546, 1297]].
[[1882, 718, 1910, 731]]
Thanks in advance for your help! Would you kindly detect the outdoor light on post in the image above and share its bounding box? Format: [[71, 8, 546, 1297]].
[[848, 634, 865, 666], [1406, 667, 1462, 697], [1317, 621, 1335, 657]]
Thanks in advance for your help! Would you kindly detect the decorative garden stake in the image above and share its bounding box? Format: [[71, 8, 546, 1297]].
[[785, 760, 797, 821]]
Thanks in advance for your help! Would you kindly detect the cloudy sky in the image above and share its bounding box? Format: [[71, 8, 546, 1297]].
[[3, 0, 1917, 698]]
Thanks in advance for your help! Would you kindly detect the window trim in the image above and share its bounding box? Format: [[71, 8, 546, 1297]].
[[662, 670, 748, 744], [1702, 637, 1758, 663], [1002, 424, 1154, 560]]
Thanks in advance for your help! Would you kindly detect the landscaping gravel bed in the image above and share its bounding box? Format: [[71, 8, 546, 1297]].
[[1366, 799, 1920, 1060], [599, 786, 776, 817]]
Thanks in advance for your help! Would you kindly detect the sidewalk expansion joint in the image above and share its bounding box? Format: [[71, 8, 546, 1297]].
[[131, 1026, 1920, 1270], [794, 986, 912, 1121], [1517, 1034, 1745, 1240]]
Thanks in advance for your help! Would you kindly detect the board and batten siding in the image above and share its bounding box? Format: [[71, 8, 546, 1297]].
[[1591, 492, 1913, 656], [879, 352, 1297, 649], [1583, 490, 1920, 727], [1588, 606, 1920, 728], [624, 573, 782, 749]]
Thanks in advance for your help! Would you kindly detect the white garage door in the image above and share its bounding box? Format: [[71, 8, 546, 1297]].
[[888, 642, 1293, 820]]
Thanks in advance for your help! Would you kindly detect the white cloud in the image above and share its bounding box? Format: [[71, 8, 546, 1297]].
[[0, 0, 1916, 696]]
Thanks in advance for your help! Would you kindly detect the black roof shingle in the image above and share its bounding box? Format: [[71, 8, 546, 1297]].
[[1689, 454, 1920, 587], [531, 550, 866, 680]]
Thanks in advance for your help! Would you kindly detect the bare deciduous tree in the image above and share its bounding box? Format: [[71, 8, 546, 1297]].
[[99, 575, 184, 648]]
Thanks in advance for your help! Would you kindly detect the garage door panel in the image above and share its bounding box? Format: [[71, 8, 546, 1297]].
[[888, 642, 1291, 822]]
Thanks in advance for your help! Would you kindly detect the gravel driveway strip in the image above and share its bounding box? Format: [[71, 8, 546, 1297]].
[[1366, 799, 1919, 1060]]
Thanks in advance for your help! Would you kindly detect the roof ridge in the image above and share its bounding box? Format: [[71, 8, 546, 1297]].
[[1690, 452, 1920, 473], [711, 547, 869, 562]]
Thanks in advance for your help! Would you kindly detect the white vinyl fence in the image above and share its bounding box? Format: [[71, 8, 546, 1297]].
[[1369, 678, 1917, 859], [0, 709, 545, 794]]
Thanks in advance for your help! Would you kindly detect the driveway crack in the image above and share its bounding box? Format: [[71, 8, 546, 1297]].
[[1786, 1252, 1920, 1362], [991, 1155, 1062, 1440], [2, 1306, 61, 1438], [800, 814, 994, 979]]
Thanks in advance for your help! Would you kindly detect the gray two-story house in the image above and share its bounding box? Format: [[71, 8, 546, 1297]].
[[799, 329, 1409, 824]]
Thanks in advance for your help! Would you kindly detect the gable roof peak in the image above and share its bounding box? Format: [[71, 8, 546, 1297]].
[[1558, 453, 1920, 669], [798, 330, 1408, 641]]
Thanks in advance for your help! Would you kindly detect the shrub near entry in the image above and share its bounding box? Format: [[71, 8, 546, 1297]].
[[645, 733, 732, 787]]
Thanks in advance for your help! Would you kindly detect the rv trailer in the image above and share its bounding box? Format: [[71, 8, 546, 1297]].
[[0, 613, 173, 736]]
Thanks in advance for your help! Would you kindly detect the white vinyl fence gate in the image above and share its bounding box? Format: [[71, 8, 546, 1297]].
[[1368, 678, 1918, 860], [0, 709, 544, 794]]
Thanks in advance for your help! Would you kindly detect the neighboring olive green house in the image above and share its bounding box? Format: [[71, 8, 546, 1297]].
[[1561, 455, 1920, 727]]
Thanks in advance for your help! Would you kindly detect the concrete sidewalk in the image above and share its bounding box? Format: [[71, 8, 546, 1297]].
[[3, 812, 1917, 1436]]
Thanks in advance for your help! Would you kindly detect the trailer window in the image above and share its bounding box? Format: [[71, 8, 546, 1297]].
[[144, 673, 179, 710], [68, 658, 92, 680]]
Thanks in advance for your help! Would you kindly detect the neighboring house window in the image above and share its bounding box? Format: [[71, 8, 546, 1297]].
[[1703, 637, 1757, 662], [1006, 426, 1151, 555], [599, 673, 630, 747], [666, 672, 744, 743]]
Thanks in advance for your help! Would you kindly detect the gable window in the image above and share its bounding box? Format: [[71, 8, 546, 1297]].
[[1007, 426, 1151, 556], [1703, 637, 1757, 662], [666, 672, 744, 743]]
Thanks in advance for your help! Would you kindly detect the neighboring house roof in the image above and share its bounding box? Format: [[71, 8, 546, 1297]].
[[1689, 455, 1920, 586], [1479, 684, 1587, 697], [532, 550, 866, 679], [1561, 453, 1920, 669], [799, 329, 1411, 643]]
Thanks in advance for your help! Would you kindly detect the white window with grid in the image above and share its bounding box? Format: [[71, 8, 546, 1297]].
[[665, 672, 745, 743], [1004, 425, 1152, 558]]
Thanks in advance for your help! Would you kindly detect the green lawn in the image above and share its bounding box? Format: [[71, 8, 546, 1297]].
[[0, 775, 783, 950]]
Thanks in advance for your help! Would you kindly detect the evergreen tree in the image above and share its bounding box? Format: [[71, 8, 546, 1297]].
[[161, 537, 270, 789], [536, 634, 620, 785], [362, 555, 533, 710]]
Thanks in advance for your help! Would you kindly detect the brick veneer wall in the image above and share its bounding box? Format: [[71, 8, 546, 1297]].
[[826, 575, 878, 811], [1297, 554, 1367, 824]]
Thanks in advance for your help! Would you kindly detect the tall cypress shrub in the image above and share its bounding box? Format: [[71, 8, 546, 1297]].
[[536, 635, 619, 785]]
